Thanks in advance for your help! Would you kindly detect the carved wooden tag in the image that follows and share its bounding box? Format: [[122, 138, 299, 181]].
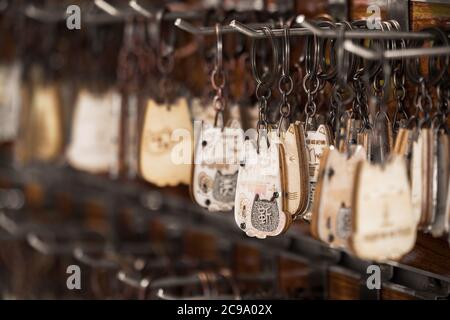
[[311, 145, 366, 248], [0, 63, 22, 143], [302, 124, 332, 221], [393, 128, 415, 179], [235, 131, 291, 238], [191, 121, 244, 211], [139, 98, 193, 187], [67, 90, 121, 175], [279, 121, 309, 217], [430, 130, 449, 237], [411, 129, 434, 228], [351, 155, 416, 261], [16, 84, 63, 163]]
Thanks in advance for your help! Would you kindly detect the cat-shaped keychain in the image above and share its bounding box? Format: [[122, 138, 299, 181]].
[[234, 26, 291, 238], [191, 24, 244, 212]]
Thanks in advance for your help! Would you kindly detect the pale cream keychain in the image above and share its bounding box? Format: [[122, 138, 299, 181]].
[[410, 128, 434, 228], [430, 129, 449, 237], [350, 154, 416, 261], [234, 130, 291, 238], [0, 62, 22, 143], [191, 25, 244, 211], [67, 89, 121, 176], [311, 145, 366, 249], [302, 123, 332, 221], [15, 80, 64, 164], [275, 28, 309, 219], [191, 120, 243, 211], [279, 121, 309, 217], [139, 98, 193, 186]]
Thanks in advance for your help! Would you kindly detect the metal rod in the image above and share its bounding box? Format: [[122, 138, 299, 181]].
[[130, 1, 204, 20], [344, 40, 450, 60], [296, 15, 433, 40], [174, 19, 274, 36], [228, 17, 435, 40]]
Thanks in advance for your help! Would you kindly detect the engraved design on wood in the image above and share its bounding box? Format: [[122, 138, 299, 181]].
[[212, 171, 238, 203], [251, 195, 280, 233]]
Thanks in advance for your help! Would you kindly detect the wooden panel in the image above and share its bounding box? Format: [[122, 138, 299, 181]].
[[328, 266, 361, 299], [400, 232, 450, 278], [410, 2, 450, 30], [381, 283, 418, 300], [278, 255, 311, 298]]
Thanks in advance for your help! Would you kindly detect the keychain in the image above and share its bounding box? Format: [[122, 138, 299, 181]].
[[139, 9, 193, 187], [191, 24, 243, 212], [430, 84, 449, 237], [0, 62, 22, 144], [277, 24, 309, 218], [235, 27, 291, 238], [67, 89, 121, 176], [301, 25, 344, 221], [350, 55, 416, 261], [15, 68, 63, 164]]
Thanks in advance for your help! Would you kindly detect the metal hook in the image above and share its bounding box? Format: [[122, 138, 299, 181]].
[[296, 15, 437, 41], [128, 0, 152, 18], [94, 0, 123, 17]]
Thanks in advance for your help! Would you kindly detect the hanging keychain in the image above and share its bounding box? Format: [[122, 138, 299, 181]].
[[191, 24, 244, 212], [311, 25, 366, 248], [301, 25, 333, 221], [118, 18, 152, 179], [139, 8, 193, 187], [276, 23, 309, 219], [408, 27, 449, 230], [350, 53, 416, 262], [235, 27, 291, 238]]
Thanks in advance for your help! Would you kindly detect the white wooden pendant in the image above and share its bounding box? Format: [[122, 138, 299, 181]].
[[234, 130, 291, 239], [0, 63, 22, 143], [279, 121, 309, 217], [67, 90, 121, 175], [191, 121, 244, 211], [311, 145, 366, 249], [139, 98, 193, 187], [302, 124, 332, 221], [351, 155, 416, 262]]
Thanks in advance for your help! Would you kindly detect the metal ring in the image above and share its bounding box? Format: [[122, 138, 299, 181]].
[[406, 27, 449, 86], [278, 74, 294, 95], [211, 67, 226, 90], [250, 26, 279, 88], [215, 23, 223, 71], [302, 73, 320, 95]]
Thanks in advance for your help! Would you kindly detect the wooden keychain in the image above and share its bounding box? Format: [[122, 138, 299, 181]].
[[350, 154, 416, 262], [300, 29, 334, 221], [234, 27, 291, 238], [430, 85, 450, 237], [139, 10, 193, 187], [277, 25, 309, 218], [15, 67, 64, 164], [350, 61, 416, 261], [311, 42, 367, 248], [191, 24, 244, 212], [66, 89, 122, 176], [311, 103, 366, 248], [0, 61, 22, 144]]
